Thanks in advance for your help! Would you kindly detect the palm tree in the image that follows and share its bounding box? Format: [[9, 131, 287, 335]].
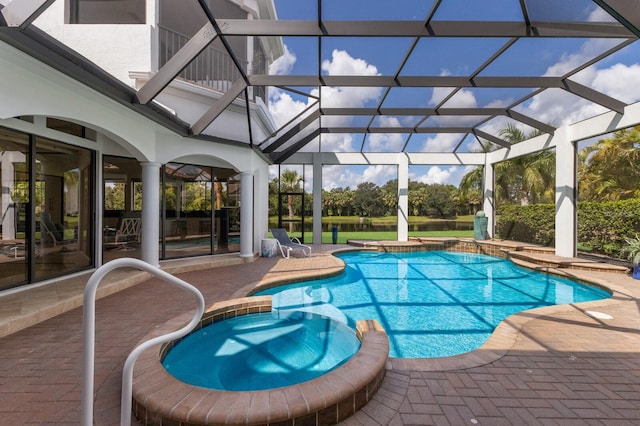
[[458, 167, 483, 213], [214, 181, 224, 210], [279, 169, 302, 231], [458, 123, 555, 206], [494, 124, 554, 206], [578, 125, 640, 201]]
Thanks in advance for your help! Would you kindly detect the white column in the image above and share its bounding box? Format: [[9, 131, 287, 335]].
[[555, 127, 576, 257], [141, 161, 161, 267], [482, 161, 495, 238], [397, 154, 409, 242], [239, 171, 254, 259], [253, 162, 269, 247], [312, 154, 323, 245], [95, 151, 104, 266]]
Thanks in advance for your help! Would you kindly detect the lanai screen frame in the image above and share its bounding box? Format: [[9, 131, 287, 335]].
[[1, 0, 640, 257]]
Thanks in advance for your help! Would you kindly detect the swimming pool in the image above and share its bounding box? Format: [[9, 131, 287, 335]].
[[255, 250, 610, 358]]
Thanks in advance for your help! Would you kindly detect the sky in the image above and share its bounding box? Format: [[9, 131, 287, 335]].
[[265, 0, 640, 191]]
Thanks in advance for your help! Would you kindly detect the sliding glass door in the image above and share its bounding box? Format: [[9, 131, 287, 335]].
[[0, 127, 94, 290], [34, 137, 93, 282]]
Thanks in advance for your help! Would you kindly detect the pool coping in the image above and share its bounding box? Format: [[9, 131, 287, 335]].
[[132, 296, 389, 426]]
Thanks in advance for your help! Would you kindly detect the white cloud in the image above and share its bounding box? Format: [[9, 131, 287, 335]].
[[419, 134, 460, 152], [322, 165, 361, 190], [322, 164, 396, 190], [322, 49, 379, 76], [269, 45, 296, 75], [320, 133, 357, 152], [410, 166, 457, 185], [430, 87, 455, 106], [519, 89, 606, 127], [269, 46, 384, 152], [590, 63, 640, 103], [318, 84, 382, 108], [366, 133, 406, 152], [362, 165, 397, 185], [587, 6, 617, 22], [443, 88, 477, 108], [268, 90, 309, 128], [516, 39, 640, 127]]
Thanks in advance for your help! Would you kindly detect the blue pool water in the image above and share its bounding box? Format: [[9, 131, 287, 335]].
[[163, 311, 361, 391], [255, 251, 610, 358]]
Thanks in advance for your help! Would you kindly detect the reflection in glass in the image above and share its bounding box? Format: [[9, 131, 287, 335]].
[[34, 137, 93, 281], [103, 156, 143, 262], [162, 163, 240, 259], [0, 129, 30, 289]]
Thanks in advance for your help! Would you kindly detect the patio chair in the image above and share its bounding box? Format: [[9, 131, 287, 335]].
[[270, 228, 311, 258], [40, 212, 75, 247], [104, 211, 141, 250]]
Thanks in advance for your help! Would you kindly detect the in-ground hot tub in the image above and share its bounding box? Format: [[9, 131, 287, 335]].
[[163, 310, 362, 391], [132, 296, 388, 426]]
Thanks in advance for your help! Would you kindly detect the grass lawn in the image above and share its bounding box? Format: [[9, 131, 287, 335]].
[[269, 215, 475, 243], [274, 215, 475, 225], [274, 230, 474, 244], [269, 215, 473, 244]]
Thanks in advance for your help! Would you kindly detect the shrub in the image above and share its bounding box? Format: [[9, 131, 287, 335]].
[[496, 198, 640, 257], [496, 204, 555, 246]]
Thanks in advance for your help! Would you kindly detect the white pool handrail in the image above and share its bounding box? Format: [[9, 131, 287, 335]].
[[80, 257, 205, 426]]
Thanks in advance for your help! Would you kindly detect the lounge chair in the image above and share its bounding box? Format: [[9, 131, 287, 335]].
[[270, 228, 311, 258]]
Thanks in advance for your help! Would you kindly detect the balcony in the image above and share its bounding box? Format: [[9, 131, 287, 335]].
[[158, 25, 266, 102]]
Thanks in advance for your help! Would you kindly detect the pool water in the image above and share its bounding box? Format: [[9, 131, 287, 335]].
[[255, 251, 610, 358], [163, 311, 361, 391]]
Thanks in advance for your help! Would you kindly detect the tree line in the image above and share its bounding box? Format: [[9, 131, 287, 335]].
[[270, 175, 476, 219], [271, 124, 640, 219]]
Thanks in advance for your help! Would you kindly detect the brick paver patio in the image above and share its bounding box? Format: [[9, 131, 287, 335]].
[[1, 244, 639, 425]]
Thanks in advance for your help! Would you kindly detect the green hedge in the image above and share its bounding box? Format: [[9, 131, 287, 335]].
[[578, 198, 640, 255], [496, 204, 555, 247], [496, 198, 640, 257]]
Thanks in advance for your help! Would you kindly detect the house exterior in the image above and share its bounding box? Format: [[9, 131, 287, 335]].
[[1, 0, 640, 294], [0, 0, 283, 290]]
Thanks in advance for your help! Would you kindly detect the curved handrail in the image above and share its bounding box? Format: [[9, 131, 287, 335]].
[[80, 257, 205, 426]]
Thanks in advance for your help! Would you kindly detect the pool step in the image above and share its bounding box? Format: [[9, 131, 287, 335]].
[[507, 250, 630, 274]]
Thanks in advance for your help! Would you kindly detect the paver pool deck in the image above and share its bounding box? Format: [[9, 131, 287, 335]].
[[0, 241, 639, 425]]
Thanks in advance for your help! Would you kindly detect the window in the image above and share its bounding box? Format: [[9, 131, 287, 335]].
[[67, 0, 145, 24]]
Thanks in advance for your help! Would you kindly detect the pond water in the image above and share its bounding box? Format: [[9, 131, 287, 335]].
[[271, 220, 473, 233]]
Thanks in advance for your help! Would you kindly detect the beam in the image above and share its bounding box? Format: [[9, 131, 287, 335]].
[[507, 110, 556, 135], [0, 0, 55, 28], [190, 78, 247, 135], [592, 0, 640, 37], [473, 129, 511, 148], [270, 128, 321, 163], [137, 23, 218, 104], [321, 126, 476, 134], [562, 79, 626, 114], [215, 19, 631, 38], [263, 110, 320, 153], [320, 107, 508, 116], [249, 75, 564, 88]]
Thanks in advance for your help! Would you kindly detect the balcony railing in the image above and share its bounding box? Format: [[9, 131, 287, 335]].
[[158, 25, 265, 101]]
